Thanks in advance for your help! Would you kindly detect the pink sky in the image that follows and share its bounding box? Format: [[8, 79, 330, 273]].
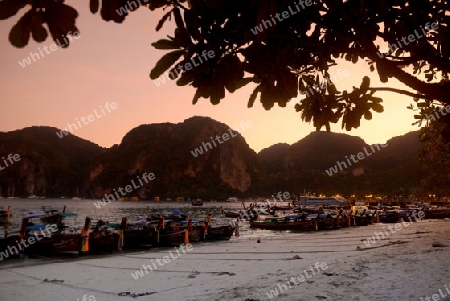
[[0, 2, 419, 152]]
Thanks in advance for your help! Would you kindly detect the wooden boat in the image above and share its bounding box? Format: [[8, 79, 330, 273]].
[[304, 214, 337, 230], [89, 220, 118, 253], [249, 216, 314, 231], [335, 215, 350, 228], [201, 225, 235, 240], [220, 206, 241, 218], [191, 199, 204, 206], [25, 223, 82, 256], [270, 202, 293, 211], [330, 210, 349, 228], [152, 229, 186, 246], [28, 234, 81, 255], [349, 209, 370, 226], [179, 220, 203, 242], [379, 212, 399, 223], [423, 209, 450, 219], [147, 217, 186, 246], [0, 211, 21, 260], [316, 214, 338, 230], [40, 207, 77, 226], [108, 218, 153, 249], [186, 226, 203, 242], [0, 206, 12, 225], [250, 203, 271, 215], [0, 234, 21, 259], [24, 217, 94, 256], [146, 207, 187, 222]]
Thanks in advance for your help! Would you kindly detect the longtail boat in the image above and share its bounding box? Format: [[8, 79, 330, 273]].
[[0, 206, 12, 225], [109, 218, 153, 250], [0, 209, 21, 260], [423, 208, 450, 219], [26, 224, 82, 256], [269, 202, 293, 211], [220, 206, 241, 218], [249, 216, 314, 231], [201, 225, 235, 240], [88, 219, 117, 253], [179, 219, 203, 242], [379, 211, 400, 223], [191, 199, 204, 206]]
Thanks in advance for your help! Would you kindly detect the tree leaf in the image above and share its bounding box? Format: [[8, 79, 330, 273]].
[[156, 10, 172, 32], [89, 0, 99, 14], [8, 9, 33, 48], [360, 76, 370, 93], [248, 86, 260, 108], [150, 49, 185, 79], [151, 39, 180, 50], [371, 103, 384, 113], [31, 12, 47, 42], [0, 0, 27, 20]]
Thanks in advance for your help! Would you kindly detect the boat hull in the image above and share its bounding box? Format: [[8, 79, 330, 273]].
[[423, 210, 450, 219], [27, 234, 82, 255], [118, 230, 153, 249], [89, 233, 118, 253], [152, 229, 186, 246], [201, 225, 235, 240]]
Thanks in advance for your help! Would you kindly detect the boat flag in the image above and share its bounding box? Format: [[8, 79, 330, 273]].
[[160, 214, 165, 229], [204, 213, 212, 237], [118, 230, 124, 250], [81, 227, 90, 252], [184, 229, 189, 245]]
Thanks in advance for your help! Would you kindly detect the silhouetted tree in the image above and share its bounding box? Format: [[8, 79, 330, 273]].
[[2, 0, 450, 166]]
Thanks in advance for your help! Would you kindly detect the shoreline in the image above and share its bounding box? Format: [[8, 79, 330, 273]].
[[1, 219, 449, 300]]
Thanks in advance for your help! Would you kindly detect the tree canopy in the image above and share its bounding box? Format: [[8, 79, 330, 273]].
[[2, 0, 450, 165]]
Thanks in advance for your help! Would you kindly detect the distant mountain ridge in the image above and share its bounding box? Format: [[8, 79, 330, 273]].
[[257, 131, 425, 196], [0, 126, 104, 197], [0, 117, 442, 198]]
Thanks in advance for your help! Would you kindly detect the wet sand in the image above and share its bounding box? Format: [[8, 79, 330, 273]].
[[1, 219, 449, 301]]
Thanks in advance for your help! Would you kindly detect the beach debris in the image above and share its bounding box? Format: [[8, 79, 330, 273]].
[[118, 291, 156, 298], [357, 240, 407, 251], [188, 274, 197, 278], [43, 278, 64, 283], [218, 272, 236, 276], [118, 292, 130, 296], [315, 296, 327, 299], [324, 272, 339, 276], [432, 243, 448, 248], [244, 299, 261, 301], [257, 239, 261, 243], [287, 255, 302, 260]]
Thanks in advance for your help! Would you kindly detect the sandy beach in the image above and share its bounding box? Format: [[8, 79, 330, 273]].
[[1, 218, 449, 301]]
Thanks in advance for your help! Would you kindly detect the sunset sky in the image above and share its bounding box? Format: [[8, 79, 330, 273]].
[[0, 2, 419, 152]]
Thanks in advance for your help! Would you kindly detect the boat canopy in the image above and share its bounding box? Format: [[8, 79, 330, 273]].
[[22, 210, 46, 218], [58, 212, 77, 217], [26, 224, 48, 230]]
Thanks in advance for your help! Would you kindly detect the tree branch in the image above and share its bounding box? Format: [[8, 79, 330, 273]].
[[368, 87, 431, 99]]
